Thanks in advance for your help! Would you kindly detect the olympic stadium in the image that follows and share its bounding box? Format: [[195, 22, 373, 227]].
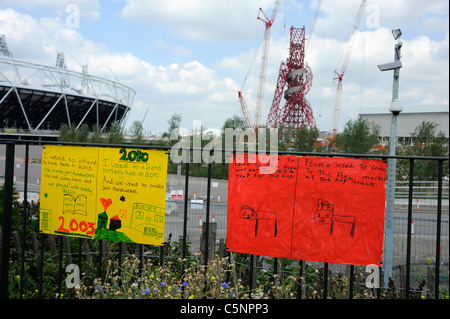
[[0, 35, 135, 140]]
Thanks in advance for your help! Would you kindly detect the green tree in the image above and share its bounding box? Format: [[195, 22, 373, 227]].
[[401, 121, 449, 180], [106, 122, 124, 144], [221, 115, 248, 153], [59, 124, 76, 142], [129, 121, 145, 145], [277, 125, 320, 152], [334, 117, 380, 154], [76, 124, 90, 142], [59, 123, 90, 143], [89, 124, 103, 144], [410, 121, 448, 157], [292, 126, 320, 152], [163, 113, 183, 147], [222, 114, 247, 131]]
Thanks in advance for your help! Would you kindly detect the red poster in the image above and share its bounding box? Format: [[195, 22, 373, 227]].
[[226, 154, 387, 266], [226, 154, 297, 259]]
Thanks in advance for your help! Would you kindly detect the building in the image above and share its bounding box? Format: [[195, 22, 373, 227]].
[[0, 35, 135, 141], [359, 111, 449, 144]]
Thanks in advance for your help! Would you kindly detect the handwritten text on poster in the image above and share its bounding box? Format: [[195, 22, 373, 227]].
[[39, 145, 168, 246], [226, 154, 387, 266]]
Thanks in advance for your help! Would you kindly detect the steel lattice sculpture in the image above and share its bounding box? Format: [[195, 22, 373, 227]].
[[266, 26, 315, 129]]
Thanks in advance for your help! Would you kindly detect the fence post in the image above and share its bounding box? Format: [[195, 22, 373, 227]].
[[348, 265, 354, 299], [218, 238, 225, 258], [48, 235, 58, 263], [297, 260, 304, 299], [200, 222, 217, 263], [405, 159, 415, 299], [399, 264, 407, 299], [38, 234, 45, 298], [29, 232, 41, 278], [249, 254, 256, 295], [426, 263, 435, 299], [58, 236, 64, 298], [203, 158, 212, 267], [20, 143, 29, 299], [12, 231, 22, 258], [434, 160, 443, 299], [182, 159, 190, 275], [138, 244, 143, 276], [64, 237, 72, 265], [81, 239, 92, 264], [0, 142, 15, 299], [323, 262, 329, 299]]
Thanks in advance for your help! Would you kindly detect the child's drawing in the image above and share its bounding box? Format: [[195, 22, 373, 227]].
[[240, 205, 278, 237], [314, 198, 355, 237]]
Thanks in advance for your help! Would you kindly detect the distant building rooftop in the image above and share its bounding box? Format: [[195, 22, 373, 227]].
[[359, 111, 449, 140]]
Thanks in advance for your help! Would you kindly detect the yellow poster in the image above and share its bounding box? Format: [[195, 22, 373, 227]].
[[40, 145, 168, 246]]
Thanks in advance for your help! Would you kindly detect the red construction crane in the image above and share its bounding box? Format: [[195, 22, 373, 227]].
[[238, 0, 280, 130], [332, 0, 366, 137]]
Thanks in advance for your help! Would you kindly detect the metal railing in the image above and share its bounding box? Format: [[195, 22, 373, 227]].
[[395, 181, 449, 199], [0, 139, 448, 299]]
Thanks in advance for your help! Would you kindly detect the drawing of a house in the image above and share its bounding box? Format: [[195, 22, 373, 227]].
[[109, 215, 122, 231]]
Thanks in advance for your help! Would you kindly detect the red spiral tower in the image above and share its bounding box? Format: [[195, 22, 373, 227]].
[[266, 26, 315, 129]]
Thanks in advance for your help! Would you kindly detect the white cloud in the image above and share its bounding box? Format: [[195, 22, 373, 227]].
[[0, 0, 448, 135], [120, 0, 265, 41], [0, 8, 241, 134], [148, 39, 192, 57], [0, 0, 100, 20]]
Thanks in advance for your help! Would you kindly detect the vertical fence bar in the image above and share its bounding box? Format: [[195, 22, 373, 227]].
[[19, 144, 29, 299], [249, 254, 254, 295], [377, 268, 381, 299], [203, 158, 212, 267], [274, 258, 278, 276], [0, 142, 15, 299], [323, 262, 328, 299], [78, 238, 82, 275], [98, 240, 103, 279], [405, 159, 415, 299], [118, 242, 123, 278], [38, 234, 44, 298], [297, 260, 303, 299], [182, 160, 190, 275], [159, 246, 164, 266], [349, 265, 354, 299], [138, 244, 143, 276], [58, 236, 64, 298], [434, 160, 443, 298]]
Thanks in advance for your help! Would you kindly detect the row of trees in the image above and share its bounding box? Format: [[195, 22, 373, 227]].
[[58, 114, 448, 180]]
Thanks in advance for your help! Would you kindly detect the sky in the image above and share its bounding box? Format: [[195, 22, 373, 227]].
[[0, 0, 448, 136]]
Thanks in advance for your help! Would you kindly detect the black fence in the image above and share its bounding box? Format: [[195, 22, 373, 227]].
[[0, 139, 448, 299]]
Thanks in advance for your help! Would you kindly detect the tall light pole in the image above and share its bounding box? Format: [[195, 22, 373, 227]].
[[378, 28, 403, 286]]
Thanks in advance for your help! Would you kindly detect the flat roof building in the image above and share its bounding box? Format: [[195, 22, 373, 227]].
[[359, 111, 449, 144]]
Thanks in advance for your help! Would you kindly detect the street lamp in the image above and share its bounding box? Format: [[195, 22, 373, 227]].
[[378, 29, 403, 286]]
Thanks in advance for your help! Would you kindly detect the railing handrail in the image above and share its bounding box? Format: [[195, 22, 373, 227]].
[[1, 138, 449, 162]]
